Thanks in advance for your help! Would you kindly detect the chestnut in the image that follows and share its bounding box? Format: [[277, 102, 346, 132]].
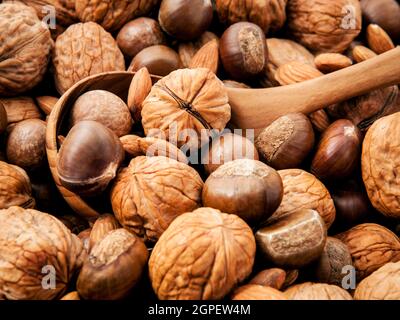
[[311, 119, 362, 181], [0, 101, 7, 134], [117, 18, 166, 59], [70, 90, 132, 137], [255, 113, 315, 170], [6, 119, 47, 171], [220, 22, 268, 81], [202, 159, 283, 224], [128, 45, 183, 77], [57, 120, 125, 197], [158, 0, 213, 41], [202, 132, 259, 175]]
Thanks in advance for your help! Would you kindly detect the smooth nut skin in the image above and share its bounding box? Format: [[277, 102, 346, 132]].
[[0, 207, 85, 300], [158, 0, 213, 41], [0, 102, 7, 134], [256, 209, 327, 269], [57, 120, 125, 197], [70, 90, 132, 137], [287, 0, 362, 53], [249, 268, 287, 290], [128, 45, 182, 77], [203, 159, 283, 225], [202, 132, 259, 175], [77, 229, 148, 300], [284, 282, 352, 300], [53, 22, 125, 94], [215, 0, 288, 34], [111, 156, 203, 243], [149, 207, 256, 300], [220, 22, 268, 81], [362, 113, 400, 218], [231, 285, 287, 300], [89, 214, 120, 251], [127, 67, 152, 122], [0, 161, 35, 209], [270, 169, 336, 228], [0, 2, 53, 96], [6, 119, 47, 171], [355, 261, 400, 300], [335, 223, 400, 281], [255, 113, 315, 170], [311, 119, 362, 181], [311, 237, 353, 286], [117, 18, 166, 59]]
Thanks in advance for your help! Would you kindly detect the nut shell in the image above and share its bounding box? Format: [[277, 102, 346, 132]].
[[149, 207, 256, 300], [231, 285, 287, 300], [111, 156, 203, 243], [249, 268, 287, 290], [0, 206, 85, 300], [284, 282, 352, 300]]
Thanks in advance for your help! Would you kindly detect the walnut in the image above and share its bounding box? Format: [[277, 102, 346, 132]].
[[142, 68, 231, 150], [284, 282, 352, 300], [0, 1, 53, 96], [268, 169, 336, 228], [52, 22, 125, 94], [149, 207, 256, 300], [354, 262, 400, 300], [75, 0, 159, 32], [231, 285, 287, 300], [215, 0, 288, 33], [0, 161, 35, 209], [287, 0, 362, 53], [362, 112, 400, 218], [0, 206, 85, 300], [110, 156, 203, 243], [335, 223, 400, 280]]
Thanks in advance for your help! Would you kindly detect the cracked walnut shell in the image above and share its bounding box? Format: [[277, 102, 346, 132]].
[[0, 1, 53, 96], [149, 207, 256, 300], [0, 207, 85, 300], [111, 156, 203, 243], [52, 22, 125, 94], [142, 68, 231, 149]]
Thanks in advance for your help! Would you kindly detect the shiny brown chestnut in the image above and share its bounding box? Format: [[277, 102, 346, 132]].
[[57, 120, 125, 197], [158, 0, 213, 41], [128, 45, 183, 77], [117, 17, 166, 59], [202, 132, 259, 175], [0, 101, 7, 134], [220, 22, 268, 81], [70, 90, 132, 137], [6, 119, 47, 171], [255, 113, 315, 170], [202, 159, 283, 225], [311, 119, 362, 181]]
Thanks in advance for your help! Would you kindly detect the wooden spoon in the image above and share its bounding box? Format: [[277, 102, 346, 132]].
[[227, 46, 400, 135]]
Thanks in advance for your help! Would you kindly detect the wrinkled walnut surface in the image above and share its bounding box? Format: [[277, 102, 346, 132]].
[[149, 207, 256, 300], [285, 282, 352, 300]]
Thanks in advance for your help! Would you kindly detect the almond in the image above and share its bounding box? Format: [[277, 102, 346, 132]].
[[127, 67, 152, 122], [189, 40, 219, 74], [352, 45, 377, 63], [275, 61, 322, 86], [35, 96, 58, 115], [89, 213, 120, 252], [314, 53, 352, 73], [367, 24, 395, 54], [309, 109, 331, 133]]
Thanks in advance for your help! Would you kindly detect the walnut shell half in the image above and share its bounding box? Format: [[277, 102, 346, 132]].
[[149, 207, 256, 300], [111, 156, 203, 243], [0, 207, 85, 300]]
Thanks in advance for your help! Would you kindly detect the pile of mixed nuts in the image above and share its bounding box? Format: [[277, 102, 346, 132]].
[[0, 0, 400, 301]]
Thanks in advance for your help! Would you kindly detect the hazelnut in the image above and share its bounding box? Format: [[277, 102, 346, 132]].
[[158, 0, 213, 41], [285, 282, 353, 300], [231, 285, 287, 300], [70, 90, 132, 137], [0, 101, 7, 134], [202, 159, 283, 225], [249, 268, 287, 290], [256, 209, 327, 268], [128, 45, 183, 77], [220, 22, 268, 81], [202, 132, 259, 175], [6, 119, 47, 171], [255, 113, 315, 170], [311, 119, 362, 181], [77, 229, 148, 300], [117, 17, 166, 59], [149, 207, 256, 300], [57, 121, 125, 197]]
